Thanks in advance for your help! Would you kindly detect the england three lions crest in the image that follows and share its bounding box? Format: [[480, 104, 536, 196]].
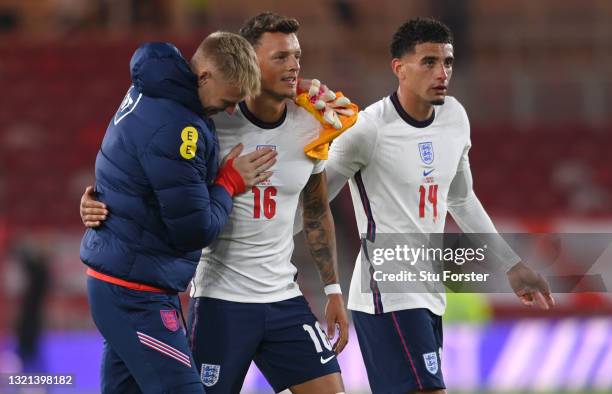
[[201, 364, 220, 387], [418, 142, 434, 165], [423, 352, 439, 375], [160, 309, 179, 332]]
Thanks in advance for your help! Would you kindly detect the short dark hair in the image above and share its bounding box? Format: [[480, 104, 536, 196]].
[[239, 12, 300, 47], [390, 17, 453, 58]]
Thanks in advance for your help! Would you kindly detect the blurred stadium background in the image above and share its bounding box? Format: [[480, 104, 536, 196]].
[[1, 0, 611, 393]]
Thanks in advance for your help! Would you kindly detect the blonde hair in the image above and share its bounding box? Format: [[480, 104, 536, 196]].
[[194, 31, 261, 97]]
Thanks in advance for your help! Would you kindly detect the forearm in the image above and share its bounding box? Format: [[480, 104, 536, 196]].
[[448, 192, 521, 271], [294, 165, 349, 235], [448, 190, 496, 233], [303, 207, 339, 285], [302, 172, 340, 285], [164, 184, 233, 251]]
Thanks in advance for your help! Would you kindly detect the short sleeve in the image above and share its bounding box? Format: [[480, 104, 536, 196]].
[[327, 111, 378, 178], [312, 158, 326, 174]]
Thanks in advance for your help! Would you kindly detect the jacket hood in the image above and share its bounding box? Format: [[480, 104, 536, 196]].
[[130, 42, 203, 115]]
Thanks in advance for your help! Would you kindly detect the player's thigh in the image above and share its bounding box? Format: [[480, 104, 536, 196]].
[[189, 297, 264, 393], [289, 372, 344, 394], [353, 308, 445, 394], [100, 341, 142, 394], [255, 296, 342, 393], [87, 277, 203, 394]]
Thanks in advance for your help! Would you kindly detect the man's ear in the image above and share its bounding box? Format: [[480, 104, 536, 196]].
[[198, 71, 211, 87], [391, 58, 404, 80]]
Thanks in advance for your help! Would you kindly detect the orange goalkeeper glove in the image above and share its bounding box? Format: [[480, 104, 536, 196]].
[[295, 79, 359, 160]]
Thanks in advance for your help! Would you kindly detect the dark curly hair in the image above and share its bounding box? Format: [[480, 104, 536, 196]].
[[390, 17, 453, 58], [239, 12, 300, 47]]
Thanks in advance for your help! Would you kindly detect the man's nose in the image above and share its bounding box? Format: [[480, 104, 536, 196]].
[[288, 55, 300, 72], [225, 104, 236, 115], [436, 63, 449, 81]]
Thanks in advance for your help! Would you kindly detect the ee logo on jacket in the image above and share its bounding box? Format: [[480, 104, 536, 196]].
[[180, 126, 198, 159]]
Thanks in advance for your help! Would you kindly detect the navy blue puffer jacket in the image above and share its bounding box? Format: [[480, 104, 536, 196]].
[[80, 43, 232, 292]]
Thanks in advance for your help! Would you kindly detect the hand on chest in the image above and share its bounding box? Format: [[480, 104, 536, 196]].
[[220, 129, 318, 194]]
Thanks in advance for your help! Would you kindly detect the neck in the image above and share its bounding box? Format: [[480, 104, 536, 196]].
[[245, 93, 287, 123], [396, 86, 434, 121]]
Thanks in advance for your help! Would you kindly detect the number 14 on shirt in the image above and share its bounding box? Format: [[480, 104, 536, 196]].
[[419, 184, 438, 220]]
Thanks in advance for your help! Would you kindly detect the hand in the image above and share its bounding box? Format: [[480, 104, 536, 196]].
[[80, 186, 108, 228], [297, 79, 355, 129], [297, 78, 328, 96], [223, 143, 277, 188], [506, 261, 555, 309], [324, 293, 349, 354]]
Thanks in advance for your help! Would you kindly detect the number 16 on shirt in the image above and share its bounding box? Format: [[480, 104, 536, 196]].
[[252, 186, 277, 219]]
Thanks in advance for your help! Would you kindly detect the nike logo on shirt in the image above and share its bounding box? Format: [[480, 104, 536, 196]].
[[320, 355, 336, 364]]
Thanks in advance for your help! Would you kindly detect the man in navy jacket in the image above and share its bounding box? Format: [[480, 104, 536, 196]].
[[80, 32, 276, 393]]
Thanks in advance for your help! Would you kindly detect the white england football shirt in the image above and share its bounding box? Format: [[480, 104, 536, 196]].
[[327, 92, 471, 316], [191, 100, 325, 303]]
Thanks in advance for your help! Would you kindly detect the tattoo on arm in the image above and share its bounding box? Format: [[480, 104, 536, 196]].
[[302, 171, 338, 286]]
